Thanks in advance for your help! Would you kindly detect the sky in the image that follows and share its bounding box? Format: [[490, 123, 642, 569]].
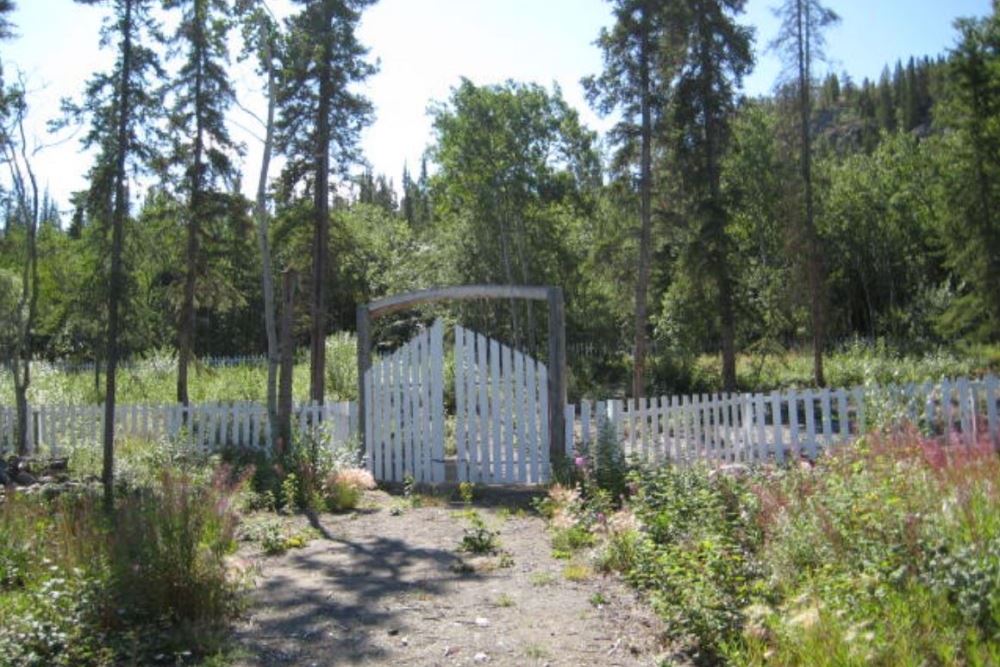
[[1, 0, 994, 213]]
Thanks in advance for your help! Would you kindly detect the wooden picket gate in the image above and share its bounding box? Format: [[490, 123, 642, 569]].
[[363, 320, 446, 483], [454, 325, 549, 484]]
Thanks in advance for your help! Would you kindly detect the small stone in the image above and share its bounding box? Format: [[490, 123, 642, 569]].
[[475, 617, 490, 627], [474, 652, 489, 663], [14, 471, 36, 486], [401, 636, 409, 646], [443, 645, 460, 657], [387, 627, 400, 636]]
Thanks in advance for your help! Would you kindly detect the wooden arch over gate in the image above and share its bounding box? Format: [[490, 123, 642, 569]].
[[356, 285, 568, 470]]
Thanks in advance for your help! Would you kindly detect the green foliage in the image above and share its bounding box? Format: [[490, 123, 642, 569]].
[[578, 429, 1000, 664], [550, 524, 595, 560], [279, 472, 300, 512], [0, 463, 245, 665], [325, 331, 359, 401], [619, 466, 765, 660], [458, 511, 500, 555], [108, 468, 243, 629]]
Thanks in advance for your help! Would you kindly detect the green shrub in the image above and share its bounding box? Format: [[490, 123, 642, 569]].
[[616, 466, 766, 660], [550, 524, 595, 559], [458, 511, 500, 555], [108, 468, 244, 632]]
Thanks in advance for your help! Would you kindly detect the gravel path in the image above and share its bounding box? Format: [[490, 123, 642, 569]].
[[232, 491, 665, 666]]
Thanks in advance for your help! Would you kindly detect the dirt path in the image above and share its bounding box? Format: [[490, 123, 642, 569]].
[[232, 491, 665, 666]]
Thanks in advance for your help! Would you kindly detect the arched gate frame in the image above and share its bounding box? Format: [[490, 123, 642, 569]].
[[356, 285, 568, 475]]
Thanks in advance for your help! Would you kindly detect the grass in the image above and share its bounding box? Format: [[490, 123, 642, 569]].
[[578, 429, 1000, 664], [495, 592, 516, 608], [529, 571, 557, 587], [648, 340, 1000, 395], [0, 333, 360, 406], [0, 423, 367, 665], [523, 643, 549, 660], [0, 466, 247, 665], [562, 563, 592, 582]]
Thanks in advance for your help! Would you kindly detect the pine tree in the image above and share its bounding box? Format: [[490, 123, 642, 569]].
[[65, 0, 165, 509], [584, 0, 673, 402], [940, 7, 1000, 339], [771, 0, 839, 387], [164, 0, 239, 406], [669, 0, 754, 390], [276, 0, 377, 405]]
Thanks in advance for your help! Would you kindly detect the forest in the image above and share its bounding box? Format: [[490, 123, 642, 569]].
[[2, 1, 1000, 666], [1, 0, 999, 407]]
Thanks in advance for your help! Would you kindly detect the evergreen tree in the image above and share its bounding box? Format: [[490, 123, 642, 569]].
[[669, 0, 754, 390], [64, 0, 165, 508], [164, 0, 239, 406], [771, 0, 839, 386], [276, 0, 377, 405], [938, 6, 1000, 340], [584, 0, 673, 401]]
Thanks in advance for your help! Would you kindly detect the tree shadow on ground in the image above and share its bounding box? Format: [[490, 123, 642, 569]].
[[235, 522, 476, 665]]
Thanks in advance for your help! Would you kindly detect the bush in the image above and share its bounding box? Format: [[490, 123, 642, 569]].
[[108, 468, 244, 634], [321, 468, 374, 512], [618, 466, 766, 661], [0, 462, 247, 665]]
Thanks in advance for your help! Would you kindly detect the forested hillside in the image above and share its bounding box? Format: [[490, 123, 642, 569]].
[[1, 0, 999, 403]]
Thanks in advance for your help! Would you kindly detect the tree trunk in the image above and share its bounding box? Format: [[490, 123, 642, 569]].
[[3, 87, 41, 456], [797, 0, 826, 387], [633, 8, 653, 405], [253, 19, 280, 449], [309, 17, 333, 405], [14, 380, 28, 456], [278, 268, 297, 451], [177, 0, 208, 407], [104, 0, 135, 512]]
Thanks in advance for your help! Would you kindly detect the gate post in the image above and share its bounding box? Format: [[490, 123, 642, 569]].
[[356, 305, 371, 452], [547, 287, 567, 469]]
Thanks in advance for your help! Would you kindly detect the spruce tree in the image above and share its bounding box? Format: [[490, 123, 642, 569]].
[[164, 0, 239, 406], [584, 0, 673, 402], [65, 0, 165, 508], [276, 0, 377, 405], [669, 0, 753, 390], [771, 0, 839, 387]]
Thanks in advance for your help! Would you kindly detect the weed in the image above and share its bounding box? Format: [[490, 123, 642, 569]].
[[280, 472, 300, 513], [529, 571, 557, 587], [458, 512, 500, 555], [495, 593, 516, 608], [589, 592, 608, 607], [524, 643, 549, 660], [458, 481, 475, 505], [562, 563, 592, 582]]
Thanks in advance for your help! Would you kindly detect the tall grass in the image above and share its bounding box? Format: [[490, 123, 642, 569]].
[[0, 333, 361, 406], [650, 340, 1000, 395], [0, 463, 247, 665]]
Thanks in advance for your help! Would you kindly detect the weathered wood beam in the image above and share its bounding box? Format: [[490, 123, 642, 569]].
[[367, 285, 550, 319], [547, 287, 567, 467]]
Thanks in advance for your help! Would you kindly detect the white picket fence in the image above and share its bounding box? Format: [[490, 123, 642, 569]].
[[0, 401, 358, 458], [364, 320, 446, 484], [454, 325, 550, 484], [2, 374, 997, 478], [564, 375, 1000, 466]]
